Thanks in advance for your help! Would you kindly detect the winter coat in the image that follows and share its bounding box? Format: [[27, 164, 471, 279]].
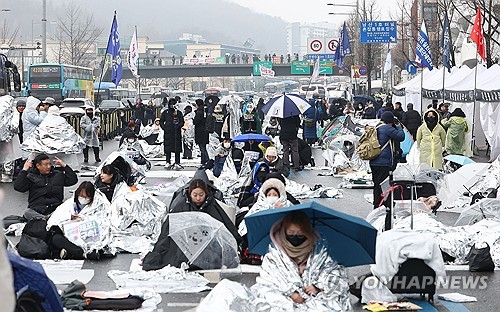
[[144, 105, 156, 122], [213, 112, 226, 137], [95, 173, 125, 203], [22, 96, 47, 142], [302, 106, 319, 139], [416, 111, 446, 169], [14, 165, 78, 215], [258, 156, 290, 178], [404, 109, 422, 134], [441, 116, 469, 156], [369, 123, 405, 168], [241, 111, 262, 134], [278, 115, 300, 141], [363, 106, 376, 119], [193, 106, 209, 145], [133, 103, 145, 121], [393, 108, 406, 124], [80, 115, 100, 147], [160, 108, 184, 152]]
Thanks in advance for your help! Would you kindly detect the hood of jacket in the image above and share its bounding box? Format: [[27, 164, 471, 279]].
[[257, 178, 287, 202], [25, 96, 41, 112]]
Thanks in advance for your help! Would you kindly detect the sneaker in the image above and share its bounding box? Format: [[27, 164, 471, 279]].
[[95, 158, 101, 162], [60, 249, 68, 259], [174, 163, 184, 170], [164, 163, 172, 169], [83, 159, 88, 163], [310, 158, 316, 167]]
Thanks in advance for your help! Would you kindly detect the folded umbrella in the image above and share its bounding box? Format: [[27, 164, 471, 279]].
[[245, 201, 377, 267]]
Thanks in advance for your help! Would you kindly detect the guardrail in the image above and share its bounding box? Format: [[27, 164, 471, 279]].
[[64, 107, 163, 141]]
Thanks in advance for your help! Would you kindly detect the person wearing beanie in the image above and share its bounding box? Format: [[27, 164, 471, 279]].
[[403, 103, 421, 139], [416, 109, 446, 169], [369, 110, 405, 209], [258, 146, 290, 178]]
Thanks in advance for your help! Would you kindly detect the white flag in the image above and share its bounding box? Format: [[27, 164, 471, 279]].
[[311, 57, 320, 82], [127, 29, 140, 78], [384, 49, 392, 73], [259, 65, 275, 78]]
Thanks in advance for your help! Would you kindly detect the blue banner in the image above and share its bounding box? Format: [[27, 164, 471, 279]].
[[360, 21, 397, 43], [333, 22, 352, 68], [415, 21, 433, 70], [106, 14, 122, 86]]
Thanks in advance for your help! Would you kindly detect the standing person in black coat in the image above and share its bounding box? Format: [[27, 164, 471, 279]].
[[193, 99, 209, 165], [278, 115, 301, 171], [256, 98, 265, 122], [160, 98, 184, 169], [403, 103, 422, 139], [133, 98, 145, 126], [393, 102, 406, 125], [14, 154, 78, 220], [16, 99, 26, 143]]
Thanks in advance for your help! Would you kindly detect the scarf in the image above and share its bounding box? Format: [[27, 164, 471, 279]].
[[278, 226, 315, 273]]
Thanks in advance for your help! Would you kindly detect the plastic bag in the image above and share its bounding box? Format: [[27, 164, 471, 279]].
[[467, 242, 495, 272]]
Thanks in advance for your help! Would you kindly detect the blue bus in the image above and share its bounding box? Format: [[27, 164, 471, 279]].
[[27, 63, 94, 102]]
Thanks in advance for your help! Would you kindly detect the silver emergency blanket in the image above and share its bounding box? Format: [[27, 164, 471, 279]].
[[381, 163, 446, 195], [322, 134, 368, 173], [96, 151, 146, 186], [0, 95, 18, 142], [284, 177, 343, 200], [182, 111, 195, 154], [207, 132, 223, 160], [251, 237, 352, 311], [109, 189, 167, 254], [21, 114, 86, 154], [108, 264, 211, 293], [169, 211, 240, 269], [382, 213, 500, 267], [138, 140, 164, 158], [215, 154, 250, 202], [47, 190, 116, 255], [455, 198, 500, 226], [223, 97, 242, 139], [338, 172, 373, 189]]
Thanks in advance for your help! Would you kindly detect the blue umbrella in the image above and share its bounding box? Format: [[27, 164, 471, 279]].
[[444, 154, 475, 166], [245, 201, 377, 267], [8, 252, 64, 311], [261, 93, 310, 118], [232, 133, 271, 143]]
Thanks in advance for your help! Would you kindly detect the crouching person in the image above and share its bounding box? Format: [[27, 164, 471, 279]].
[[14, 154, 78, 221]]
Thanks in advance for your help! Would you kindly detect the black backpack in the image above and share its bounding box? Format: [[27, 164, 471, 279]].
[[17, 219, 51, 259]]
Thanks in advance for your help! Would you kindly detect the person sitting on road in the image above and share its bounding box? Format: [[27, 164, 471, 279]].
[[118, 132, 151, 169], [212, 137, 244, 177], [46, 181, 104, 260], [258, 146, 289, 178], [94, 165, 125, 203], [14, 154, 78, 221], [252, 211, 351, 311], [120, 120, 140, 146], [142, 178, 241, 271]]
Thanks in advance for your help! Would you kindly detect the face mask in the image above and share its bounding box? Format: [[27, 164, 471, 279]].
[[223, 142, 231, 149], [127, 138, 135, 143], [78, 197, 91, 205], [286, 234, 307, 247], [265, 196, 279, 205], [427, 116, 437, 123]]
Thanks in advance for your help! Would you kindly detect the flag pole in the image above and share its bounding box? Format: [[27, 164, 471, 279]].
[[136, 25, 141, 100], [97, 11, 117, 105], [420, 67, 424, 114], [471, 50, 479, 155]]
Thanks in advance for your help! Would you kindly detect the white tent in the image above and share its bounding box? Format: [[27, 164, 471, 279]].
[[477, 64, 500, 160]]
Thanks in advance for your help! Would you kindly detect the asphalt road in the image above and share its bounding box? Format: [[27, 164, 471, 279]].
[[1, 139, 496, 311]]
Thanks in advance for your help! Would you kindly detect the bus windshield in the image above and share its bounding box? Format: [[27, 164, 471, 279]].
[[28, 64, 94, 102]]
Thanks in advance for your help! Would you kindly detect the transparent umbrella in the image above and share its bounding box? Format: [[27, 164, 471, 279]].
[[168, 211, 239, 269], [454, 198, 500, 226]]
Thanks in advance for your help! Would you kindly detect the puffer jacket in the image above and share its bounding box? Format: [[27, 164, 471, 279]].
[[14, 165, 78, 214], [302, 106, 319, 139], [369, 123, 405, 168], [22, 96, 47, 142]]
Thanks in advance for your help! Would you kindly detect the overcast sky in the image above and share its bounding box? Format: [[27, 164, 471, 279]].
[[226, 0, 401, 25]]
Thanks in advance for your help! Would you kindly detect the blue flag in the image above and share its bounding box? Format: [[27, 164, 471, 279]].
[[333, 22, 352, 68], [415, 21, 433, 70], [106, 14, 122, 86], [440, 12, 451, 72]]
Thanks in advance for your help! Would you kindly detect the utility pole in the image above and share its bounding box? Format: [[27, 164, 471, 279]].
[[42, 0, 47, 63]]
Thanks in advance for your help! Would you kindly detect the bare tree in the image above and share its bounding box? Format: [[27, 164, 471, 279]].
[[54, 3, 102, 67], [0, 19, 19, 46]]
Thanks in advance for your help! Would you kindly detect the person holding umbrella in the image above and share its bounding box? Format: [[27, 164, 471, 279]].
[[252, 211, 351, 310]]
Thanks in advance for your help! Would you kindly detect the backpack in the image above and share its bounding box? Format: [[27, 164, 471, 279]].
[[356, 125, 390, 160], [303, 117, 315, 128]]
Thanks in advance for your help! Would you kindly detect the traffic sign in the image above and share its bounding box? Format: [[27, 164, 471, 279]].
[[253, 61, 272, 76], [307, 38, 325, 54], [359, 66, 367, 76], [319, 66, 333, 75], [306, 54, 335, 60], [360, 21, 397, 43], [291, 60, 311, 75], [326, 39, 339, 53]]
